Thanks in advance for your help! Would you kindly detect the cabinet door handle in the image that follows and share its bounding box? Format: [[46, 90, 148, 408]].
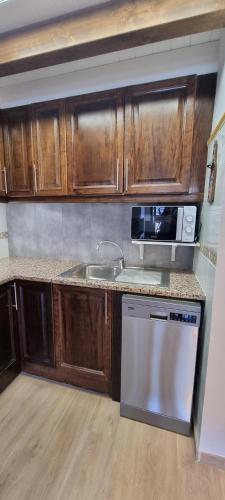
[[12, 283, 18, 311], [1, 167, 8, 194], [105, 293, 108, 325], [116, 158, 119, 191], [33, 164, 38, 193], [125, 158, 129, 192], [3, 167, 8, 195]]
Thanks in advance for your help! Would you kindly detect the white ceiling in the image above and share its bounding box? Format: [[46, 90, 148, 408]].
[[0, 0, 108, 34]]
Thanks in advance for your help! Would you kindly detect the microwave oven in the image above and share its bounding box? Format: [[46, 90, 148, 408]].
[[131, 206, 197, 243]]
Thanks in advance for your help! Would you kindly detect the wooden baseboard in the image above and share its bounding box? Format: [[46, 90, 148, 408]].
[[197, 450, 225, 469]]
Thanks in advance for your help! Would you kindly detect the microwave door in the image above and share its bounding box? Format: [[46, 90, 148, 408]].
[[176, 207, 184, 241], [131, 206, 183, 241]]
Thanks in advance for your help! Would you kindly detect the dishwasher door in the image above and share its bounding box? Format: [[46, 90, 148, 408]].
[[120, 295, 201, 435]]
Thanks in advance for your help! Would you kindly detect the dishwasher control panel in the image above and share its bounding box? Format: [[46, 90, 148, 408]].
[[170, 312, 197, 324], [122, 295, 201, 328]]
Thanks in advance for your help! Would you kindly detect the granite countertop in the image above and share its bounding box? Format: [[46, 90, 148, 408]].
[[0, 257, 205, 301]]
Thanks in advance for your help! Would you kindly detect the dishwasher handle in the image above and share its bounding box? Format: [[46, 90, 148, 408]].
[[150, 313, 168, 321]]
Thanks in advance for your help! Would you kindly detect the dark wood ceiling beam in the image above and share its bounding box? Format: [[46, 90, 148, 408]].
[[0, 0, 225, 77]]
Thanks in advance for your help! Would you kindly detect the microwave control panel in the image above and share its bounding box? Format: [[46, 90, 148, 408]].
[[181, 206, 197, 243]]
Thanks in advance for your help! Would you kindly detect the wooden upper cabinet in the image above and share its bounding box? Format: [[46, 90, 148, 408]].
[[124, 77, 196, 195], [0, 74, 215, 201], [66, 91, 124, 195], [3, 107, 33, 197], [30, 101, 67, 196]]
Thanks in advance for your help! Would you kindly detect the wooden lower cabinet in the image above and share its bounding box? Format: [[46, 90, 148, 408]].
[[53, 285, 112, 394], [17, 281, 54, 368], [0, 283, 20, 393], [2, 279, 114, 397]]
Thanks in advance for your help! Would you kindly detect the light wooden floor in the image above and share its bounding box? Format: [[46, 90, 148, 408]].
[[0, 375, 224, 500]]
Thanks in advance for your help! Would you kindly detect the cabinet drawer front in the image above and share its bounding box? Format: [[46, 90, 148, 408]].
[[66, 92, 124, 195], [124, 77, 196, 195]]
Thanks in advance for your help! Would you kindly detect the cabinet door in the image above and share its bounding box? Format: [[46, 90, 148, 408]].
[[66, 91, 124, 195], [3, 108, 33, 197], [18, 281, 53, 367], [0, 284, 20, 393], [53, 285, 111, 393], [124, 76, 196, 195], [31, 101, 67, 196]]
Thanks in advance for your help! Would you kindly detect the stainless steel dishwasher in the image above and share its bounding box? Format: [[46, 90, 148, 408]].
[[120, 295, 201, 435]]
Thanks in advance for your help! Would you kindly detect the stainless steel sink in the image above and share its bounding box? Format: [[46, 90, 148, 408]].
[[60, 263, 169, 287], [60, 263, 121, 281], [115, 267, 169, 286]]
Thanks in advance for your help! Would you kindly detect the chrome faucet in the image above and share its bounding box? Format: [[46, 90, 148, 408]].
[[96, 240, 124, 270]]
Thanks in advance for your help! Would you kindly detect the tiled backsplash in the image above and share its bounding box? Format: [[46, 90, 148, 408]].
[[6, 203, 194, 270], [196, 124, 225, 268], [0, 204, 9, 258]]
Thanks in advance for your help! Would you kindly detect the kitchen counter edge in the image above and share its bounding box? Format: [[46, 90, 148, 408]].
[[0, 257, 205, 301]]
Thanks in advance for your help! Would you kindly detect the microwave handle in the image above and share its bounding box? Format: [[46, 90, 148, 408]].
[[176, 207, 183, 241]]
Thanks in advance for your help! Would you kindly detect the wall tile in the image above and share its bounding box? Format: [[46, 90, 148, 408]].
[[35, 204, 63, 259], [0, 204, 7, 233], [6, 202, 194, 270], [197, 122, 225, 263], [0, 203, 8, 258], [7, 203, 37, 257], [0, 239, 9, 258], [193, 250, 209, 294]]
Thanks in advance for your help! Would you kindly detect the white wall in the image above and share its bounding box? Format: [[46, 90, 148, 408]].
[[195, 32, 225, 463], [0, 204, 9, 258], [199, 177, 225, 460], [212, 31, 225, 128], [194, 128, 224, 447]]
